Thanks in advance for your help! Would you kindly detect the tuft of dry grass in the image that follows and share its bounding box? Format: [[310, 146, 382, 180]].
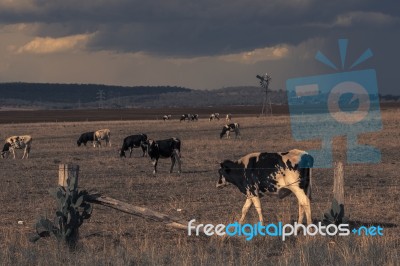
[[0, 109, 399, 265]]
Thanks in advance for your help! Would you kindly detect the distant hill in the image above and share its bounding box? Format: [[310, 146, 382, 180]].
[[1, 82, 396, 110], [0, 82, 190, 104], [0, 83, 286, 109]]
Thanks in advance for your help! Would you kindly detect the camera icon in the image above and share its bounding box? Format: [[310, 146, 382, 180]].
[[286, 40, 382, 168]]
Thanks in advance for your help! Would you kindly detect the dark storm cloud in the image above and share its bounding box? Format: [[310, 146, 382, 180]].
[[1, 0, 399, 57]]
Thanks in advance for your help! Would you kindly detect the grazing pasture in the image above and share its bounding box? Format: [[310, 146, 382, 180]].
[[0, 108, 398, 265]]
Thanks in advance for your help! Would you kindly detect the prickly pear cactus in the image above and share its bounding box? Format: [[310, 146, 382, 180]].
[[30, 178, 92, 248], [322, 198, 349, 225]]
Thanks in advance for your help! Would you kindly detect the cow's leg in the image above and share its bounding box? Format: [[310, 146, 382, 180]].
[[129, 148, 133, 157], [152, 159, 158, 175], [173, 149, 181, 174], [298, 204, 304, 225], [289, 186, 312, 225], [22, 147, 27, 159], [236, 129, 241, 139], [251, 197, 263, 224], [170, 156, 175, 173], [12, 148, 16, 159], [239, 198, 253, 224]]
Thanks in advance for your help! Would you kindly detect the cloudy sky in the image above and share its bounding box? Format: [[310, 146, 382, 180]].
[[0, 0, 398, 94]]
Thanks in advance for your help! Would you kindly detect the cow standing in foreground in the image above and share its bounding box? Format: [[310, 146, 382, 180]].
[[94, 129, 111, 147], [220, 123, 240, 139], [1, 135, 32, 159], [217, 149, 313, 225], [146, 138, 181, 175], [119, 134, 148, 157]]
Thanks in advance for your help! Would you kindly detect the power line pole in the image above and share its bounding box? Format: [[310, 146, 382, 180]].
[[96, 89, 105, 109], [256, 73, 272, 116]]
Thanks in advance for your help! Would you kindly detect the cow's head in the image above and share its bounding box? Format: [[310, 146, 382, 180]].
[[77, 139, 82, 146], [119, 149, 126, 158], [146, 139, 158, 154], [220, 126, 228, 139], [140, 141, 148, 156], [216, 160, 236, 188], [1, 143, 11, 158]]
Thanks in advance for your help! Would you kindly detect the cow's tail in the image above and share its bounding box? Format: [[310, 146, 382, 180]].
[[306, 168, 312, 201], [300, 153, 313, 201]]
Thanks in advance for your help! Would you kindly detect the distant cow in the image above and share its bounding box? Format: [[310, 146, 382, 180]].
[[220, 123, 240, 139], [94, 129, 111, 147], [191, 114, 199, 121], [163, 115, 172, 121], [1, 135, 32, 159], [226, 113, 232, 122], [119, 134, 148, 157], [217, 149, 314, 225], [180, 114, 191, 122], [146, 138, 181, 175], [77, 131, 95, 147], [209, 113, 220, 121]]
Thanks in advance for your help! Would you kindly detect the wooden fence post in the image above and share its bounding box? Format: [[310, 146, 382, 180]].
[[58, 164, 79, 189], [333, 161, 344, 205]]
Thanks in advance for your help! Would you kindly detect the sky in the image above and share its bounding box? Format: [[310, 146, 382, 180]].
[[0, 0, 399, 94]]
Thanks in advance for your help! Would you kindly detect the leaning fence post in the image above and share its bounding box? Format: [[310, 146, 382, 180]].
[[58, 164, 79, 189]]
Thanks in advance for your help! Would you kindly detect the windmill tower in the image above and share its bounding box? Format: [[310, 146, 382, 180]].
[[256, 73, 272, 116], [96, 89, 105, 109]]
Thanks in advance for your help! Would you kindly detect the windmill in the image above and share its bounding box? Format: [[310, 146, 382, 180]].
[[256, 73, 272, 116]]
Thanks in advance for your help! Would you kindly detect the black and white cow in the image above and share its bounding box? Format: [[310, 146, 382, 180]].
[[209, 113, 220, 121], [217, 149, 314, 225], [94, 129, 111, 147], [146, 138, 181, 175], [119, 134, 148, 157], [163, 115, 172, 121], [180, 114, 191, 122], [191, 114, 199, 121], [77, 131, 95, 147], [220, 123, 240, 139], [1, 135, 32, 159]]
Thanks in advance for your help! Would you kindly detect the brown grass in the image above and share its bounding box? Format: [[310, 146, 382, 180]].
[[0, 108, 399, 265]]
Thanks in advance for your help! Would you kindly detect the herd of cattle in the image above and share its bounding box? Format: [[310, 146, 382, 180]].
[[162, 113, 231, 122], [1, 113, 315, 226]]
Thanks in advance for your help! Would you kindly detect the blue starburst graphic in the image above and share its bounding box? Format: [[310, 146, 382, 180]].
[[286, 39, 382, 168]]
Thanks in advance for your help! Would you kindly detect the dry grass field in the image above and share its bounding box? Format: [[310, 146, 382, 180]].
[[0, 107, 399, 265]]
